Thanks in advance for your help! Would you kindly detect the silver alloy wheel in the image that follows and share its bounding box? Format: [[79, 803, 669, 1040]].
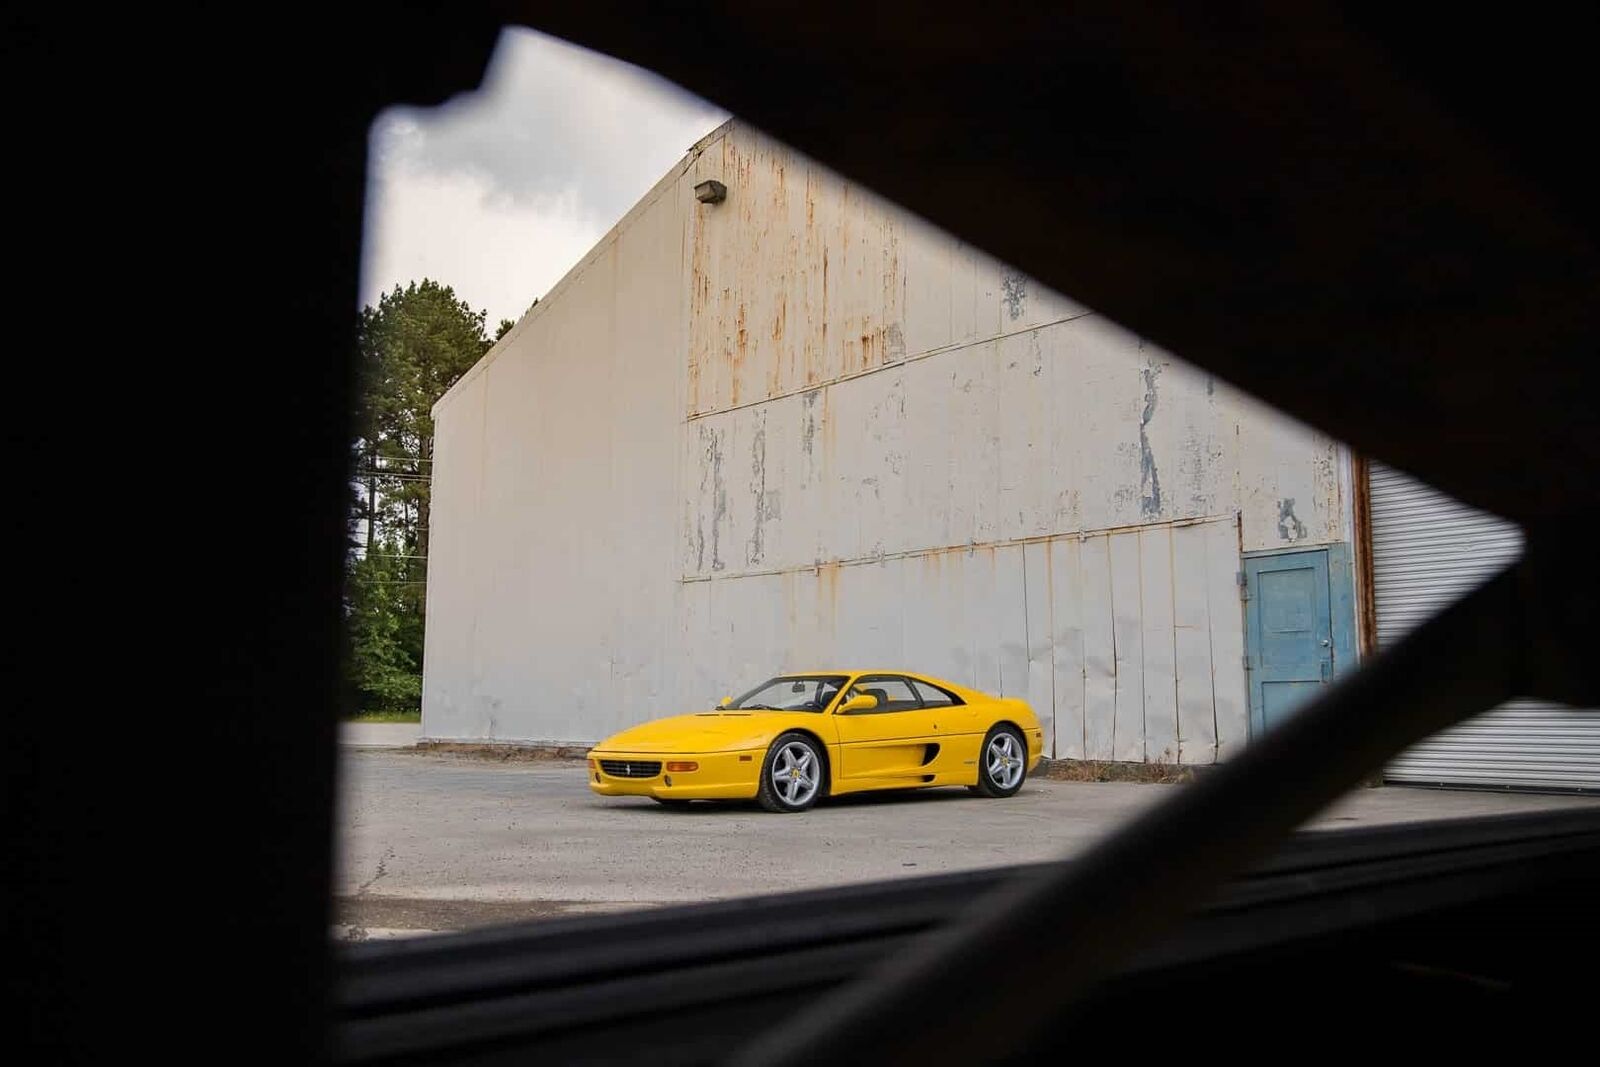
[[987, 732, 1025, 790], [770, 741, 821, 807]]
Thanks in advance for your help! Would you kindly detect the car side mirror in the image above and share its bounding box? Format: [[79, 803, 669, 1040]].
[[717, 695, 733, 709], [838, 693, 879, 714]]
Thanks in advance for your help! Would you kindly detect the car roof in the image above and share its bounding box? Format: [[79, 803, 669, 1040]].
[[780, 670, 981, 696]]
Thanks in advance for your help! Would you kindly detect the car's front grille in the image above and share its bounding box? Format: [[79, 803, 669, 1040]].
[[599, 759, 662, 779]]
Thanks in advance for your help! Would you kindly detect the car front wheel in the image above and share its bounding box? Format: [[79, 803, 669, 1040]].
[[970, 725, 1027, 798], [757, 733, 825, 813]]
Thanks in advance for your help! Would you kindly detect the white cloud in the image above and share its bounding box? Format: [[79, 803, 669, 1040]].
[[362, 170, 600, 329], [361, 27, 728, 327]]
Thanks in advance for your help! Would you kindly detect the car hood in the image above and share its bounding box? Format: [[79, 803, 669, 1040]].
[[592, 712, 803, 754]]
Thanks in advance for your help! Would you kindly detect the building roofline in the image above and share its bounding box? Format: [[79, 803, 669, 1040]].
[[432, 118, 737, 417]]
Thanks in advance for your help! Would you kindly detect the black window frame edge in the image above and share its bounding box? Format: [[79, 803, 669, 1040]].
[[849, 673, 923, 714], [333, 806, 1600, 1063]]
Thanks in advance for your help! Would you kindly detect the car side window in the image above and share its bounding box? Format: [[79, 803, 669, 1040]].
[[911, 679, 961, 707], [853, 676, 922, 712]]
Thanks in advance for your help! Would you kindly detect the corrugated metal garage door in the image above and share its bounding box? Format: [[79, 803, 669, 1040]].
[[1370, 462, 1599, 790]]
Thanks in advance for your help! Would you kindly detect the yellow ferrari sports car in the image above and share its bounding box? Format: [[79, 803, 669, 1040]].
[[587, 671, 1045, 813]]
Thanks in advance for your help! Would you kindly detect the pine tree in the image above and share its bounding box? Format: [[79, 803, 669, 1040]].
[[347, 280, 495, 713]]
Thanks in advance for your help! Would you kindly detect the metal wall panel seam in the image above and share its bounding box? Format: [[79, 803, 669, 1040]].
[[682, 311, 1098, 424], [678, 514, 1240, 584]]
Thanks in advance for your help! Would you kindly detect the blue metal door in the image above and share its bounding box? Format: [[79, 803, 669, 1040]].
[[1244, 548, 1335, 736]]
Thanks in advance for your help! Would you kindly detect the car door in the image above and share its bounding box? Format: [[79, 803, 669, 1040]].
[[831, 675, 943, 781], [908, 677, 982, 774]]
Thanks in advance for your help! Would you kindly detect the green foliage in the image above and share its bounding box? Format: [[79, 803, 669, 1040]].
[[347, 279, 495, 713], [346, 709, 423, 724], [346, 541, 425, 712], [354, 280, 493, 553]]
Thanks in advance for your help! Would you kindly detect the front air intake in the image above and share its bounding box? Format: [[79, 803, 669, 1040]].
[[598, 760, 663, 779]]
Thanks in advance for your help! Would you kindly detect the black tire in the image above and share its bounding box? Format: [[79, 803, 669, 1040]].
[[969, 724, 1027, 798], [757, 732, 826, 813], [652, 798, 692, 809]]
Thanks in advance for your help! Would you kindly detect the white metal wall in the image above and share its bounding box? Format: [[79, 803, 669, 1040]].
[[422, 150, 691, 744], [423, 120, 1344, 759], [1371, 462, 1600, 789], [678, 517, 1248, 764]]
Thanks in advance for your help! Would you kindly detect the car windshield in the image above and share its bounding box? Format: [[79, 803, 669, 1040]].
[[728, 675, 848, 712]]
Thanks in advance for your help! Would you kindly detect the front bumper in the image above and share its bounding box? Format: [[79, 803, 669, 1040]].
[[586, 749, 763, 800]]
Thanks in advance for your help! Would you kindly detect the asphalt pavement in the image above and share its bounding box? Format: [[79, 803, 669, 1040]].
[[334, 748, 1596, 940]]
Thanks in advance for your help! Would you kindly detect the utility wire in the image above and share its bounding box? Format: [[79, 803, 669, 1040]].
[[353, 470, 431, 482]]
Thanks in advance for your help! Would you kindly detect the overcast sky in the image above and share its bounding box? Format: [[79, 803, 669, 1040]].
[[361, 28, 728, 329]]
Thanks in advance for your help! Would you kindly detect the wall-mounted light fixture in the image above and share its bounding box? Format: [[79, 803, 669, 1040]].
[[694, 179, 727, 204]]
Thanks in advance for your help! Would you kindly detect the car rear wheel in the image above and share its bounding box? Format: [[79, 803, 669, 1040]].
[[970, 725, 1027, 798], [757, 733, 825, 813]]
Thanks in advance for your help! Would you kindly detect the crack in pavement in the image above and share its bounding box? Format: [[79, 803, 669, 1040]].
[[356, 845, 394, 896]]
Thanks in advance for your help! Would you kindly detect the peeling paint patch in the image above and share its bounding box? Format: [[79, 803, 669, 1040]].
[[1002, 273, 1027, 321], [748, 416, 773, 566], [801, 388, 820, 457], [1277, 498, 1308, 542], [702, 426, 727, 571], [884, 322, 906, 362], [1139, 359, 1163, 517]]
